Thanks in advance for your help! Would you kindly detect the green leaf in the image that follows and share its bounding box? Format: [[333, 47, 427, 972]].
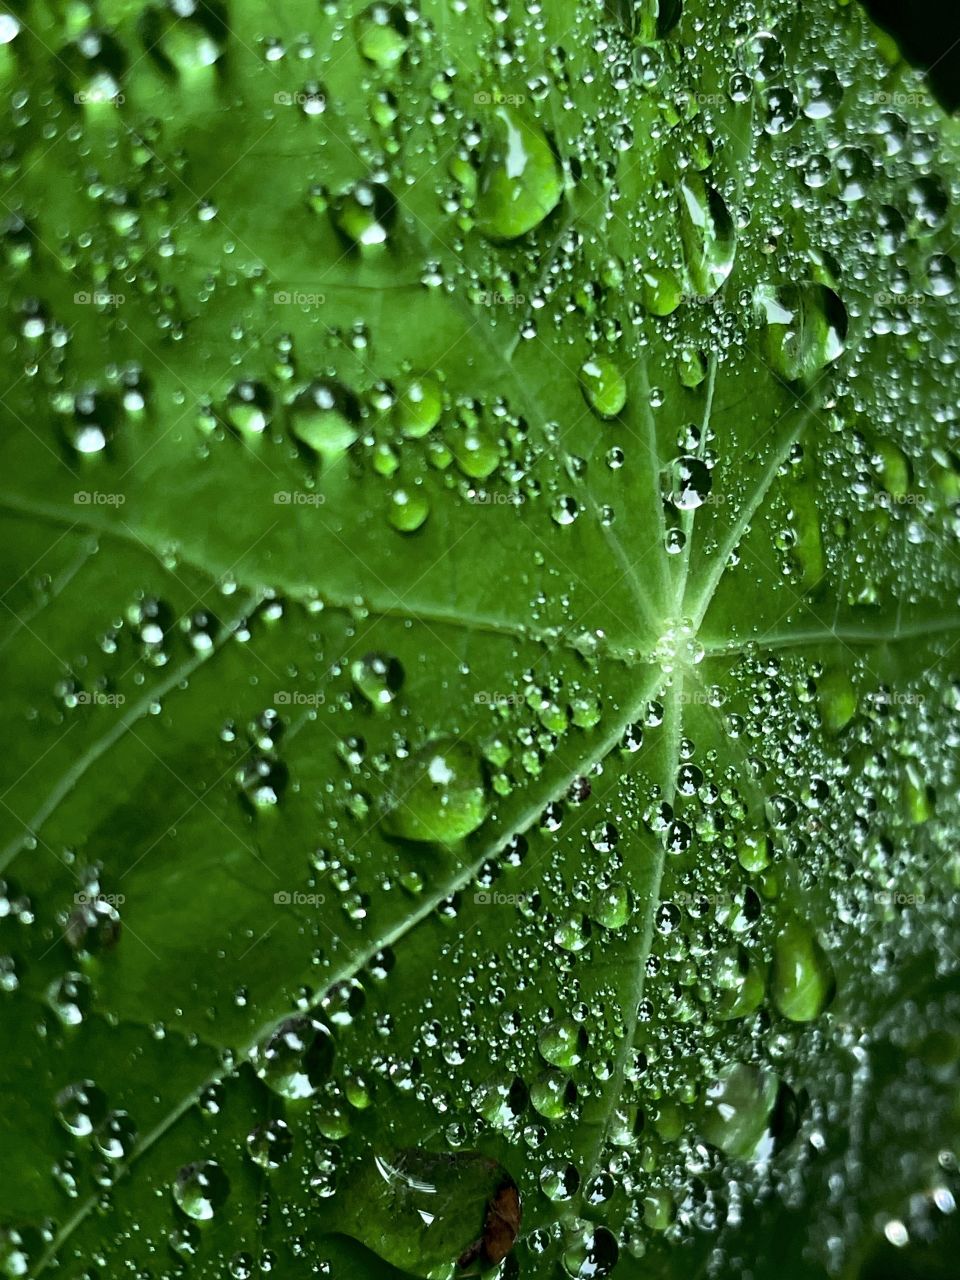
[[1, 2, 960, 1279]]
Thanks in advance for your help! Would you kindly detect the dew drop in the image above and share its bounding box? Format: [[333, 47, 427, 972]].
[[289, 378, 360, 456], [579, 357, 627, 419], [172, 1160, 230, 1222], [352, 652, 405, 708], [677, 173, 736, 298], [755, 283, 847, 383], [769, 916, 836, 1022], [338, 1150, 521, 1278], [474, 108, 563, 241], [252, 1016, 335, 1099], [384, 739, 489, 844]]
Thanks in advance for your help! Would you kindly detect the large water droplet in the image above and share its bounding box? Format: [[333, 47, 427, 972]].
[[701, 1062, 798, 1159], [562, 1221, 619, 1279], [385, 739, 489, 844], [94, 1109, 137, 1160], [579, 357, 627, 419], [388, 486, 430, 532], [246, 1118, 294, 1169], [55, 1080, 106, 1136], [172, 1160, 230, 1222], [395, 374, 443, 438], [289, 378, 360, 456], [352, 653, 405, 708], [769, 916, 836, 1021], [678, 173, 736, 297], [338, 1150, 520, 1279], [755, 283, 847, 383], [356, 3, 409, 71], [330, 180, 396, 248], [665, 455, 711, 510], [474, 108, 563, 241], [252, 1016, 335, 1099]]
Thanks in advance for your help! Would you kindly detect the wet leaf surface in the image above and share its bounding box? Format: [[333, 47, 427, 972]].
[[1, 2, 960, 1278]]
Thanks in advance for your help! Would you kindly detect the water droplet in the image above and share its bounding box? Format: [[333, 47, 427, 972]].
[[352, 653, 405, 708], [641, 264, 682, 316], [172, 1160, 230, 1222], [817, 667, 858, 734], [530, 1070, 576, 1119], [331, 180, 396, 248], [590, 881, 632, 930], [94, 1110, 137, 1160], [540, 1160, 580, 1202], [702, 1062, 781, 1159], [236, 755, 288, 811], [665, 455, 712, 510], [385, 739, 489, 844], [677, 347, 707, 388], [474, 108, 563, 241], [356, 3, 409, 70], [755, 283, 847, 383], [539, 1019, 586, 1068], [739, 31, 784, 83], [678, 173, 736, 297], [289, 378, 360, 456], [395, 375, 443, 438], [801, 67, 843, 118], [55, 1080, 107, 1136], [46, 970, 92, 1026], [246, 1118, 294, 1169], [252, 1016, 335, 1099], [769, 916, 836, 1022], [225, 379, 272, 439], [551, 495, 579, 526], [714, 944, 764, 1020], [763, 85, 798, 135], [579, 357, 627, 419], [388, 486, 430, 532], [339, 1150, 520, 1278], [562, 1221, 619, 1279]]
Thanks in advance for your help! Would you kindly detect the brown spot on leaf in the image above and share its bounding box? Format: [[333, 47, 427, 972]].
[[481, 1180, 521, 1266]]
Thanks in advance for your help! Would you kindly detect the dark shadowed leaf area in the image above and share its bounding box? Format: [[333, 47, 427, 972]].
[[1, 2, 960, 1279], [859, 0, 960, 112]]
